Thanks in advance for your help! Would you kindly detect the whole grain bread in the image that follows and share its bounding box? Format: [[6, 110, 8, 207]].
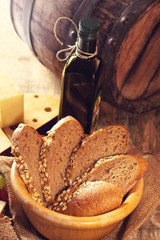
[[53, 154, 147, 215], [65, 125, 129, 186], [85, 154, 148, 195], [57, 181, 123, 216], [11, 116, 84, 205], [11, 123, 44, 205], [11, 117, 147, 217], [41, 116, 84, 202]]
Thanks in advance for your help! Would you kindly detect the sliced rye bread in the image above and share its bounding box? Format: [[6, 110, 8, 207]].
[[53, 154, 147, 214], [39, 116, 84, 203], [55, 181, 123, 216], [11, 123, 44, 205], [65, 125, 129, 186]]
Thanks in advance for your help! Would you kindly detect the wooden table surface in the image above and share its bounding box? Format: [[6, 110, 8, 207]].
[[1, 1, 160, 240]]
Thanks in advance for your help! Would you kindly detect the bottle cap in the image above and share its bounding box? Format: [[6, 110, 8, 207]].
[[78, 17, 100, 40]]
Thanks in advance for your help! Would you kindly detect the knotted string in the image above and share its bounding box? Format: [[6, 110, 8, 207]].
[[53, 16, 97, 62]]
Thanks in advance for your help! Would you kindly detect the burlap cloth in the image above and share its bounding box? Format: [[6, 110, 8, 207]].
[[0, 154, 160, 240]]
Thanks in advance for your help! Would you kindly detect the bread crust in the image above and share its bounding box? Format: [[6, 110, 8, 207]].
[[41, 116, 84, 202], [11, 123, 44, 205], [56, 181, 123, 216]]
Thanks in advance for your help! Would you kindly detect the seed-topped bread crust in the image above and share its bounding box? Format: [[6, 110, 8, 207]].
[[11, 123, 44, 205], [55, 181, 123, 216], [40, 116, 84, 201]]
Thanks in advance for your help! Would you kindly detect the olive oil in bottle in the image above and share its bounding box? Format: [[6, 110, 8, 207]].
[[58, 17, 102, 134]]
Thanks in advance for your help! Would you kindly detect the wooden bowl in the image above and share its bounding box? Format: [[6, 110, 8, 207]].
[[11, 161, 144, 240]]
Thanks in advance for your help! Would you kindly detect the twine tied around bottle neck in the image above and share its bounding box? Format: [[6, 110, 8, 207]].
[[53, 16, 98, 62]]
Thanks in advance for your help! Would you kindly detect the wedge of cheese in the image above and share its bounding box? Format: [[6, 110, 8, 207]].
[[0, 200, 6, 216], [0, 75, 24, 128]]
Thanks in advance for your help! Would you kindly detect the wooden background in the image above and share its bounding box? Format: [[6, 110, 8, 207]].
[[0, 0, 61, 97]]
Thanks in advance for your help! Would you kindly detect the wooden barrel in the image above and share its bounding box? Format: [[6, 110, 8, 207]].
[[10, 0, 160, 113]]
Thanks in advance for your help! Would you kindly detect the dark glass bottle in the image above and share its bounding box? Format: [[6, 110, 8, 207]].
[[58, 17, 102, 134]]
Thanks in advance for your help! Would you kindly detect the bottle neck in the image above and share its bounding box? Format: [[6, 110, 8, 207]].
[[77, 36, 97, 55]]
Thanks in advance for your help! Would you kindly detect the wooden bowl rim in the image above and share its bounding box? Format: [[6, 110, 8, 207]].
[[11, 161, 144, 229]]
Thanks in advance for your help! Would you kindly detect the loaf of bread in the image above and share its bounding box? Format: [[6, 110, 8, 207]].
[[56, 181, 123, 216], [65, 125, 129, 186]]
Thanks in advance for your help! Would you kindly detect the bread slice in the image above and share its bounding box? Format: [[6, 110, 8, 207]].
[[85, 154, 148, 195], [66, 125, 129, 186], [54, 181, 123, 216], [40, 116, 84, 202], [11, 123, 44, 205]]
